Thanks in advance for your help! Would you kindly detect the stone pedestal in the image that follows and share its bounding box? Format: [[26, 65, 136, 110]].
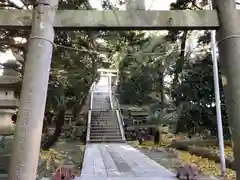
[[0, 109, 15, 135]]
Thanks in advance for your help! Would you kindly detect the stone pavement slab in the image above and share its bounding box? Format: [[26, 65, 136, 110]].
[[80, 143, 176, 180]]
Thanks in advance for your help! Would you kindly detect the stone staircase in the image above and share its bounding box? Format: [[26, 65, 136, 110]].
[[92, 92, 111, 110], [88, 88, 125, 143], [89, 111, 124, 143]]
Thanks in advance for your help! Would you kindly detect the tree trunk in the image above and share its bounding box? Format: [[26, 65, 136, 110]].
[[159, 71, 164, 109], [172, 144, 234, 170], [8, 1, 59, 179], [172, 32, 188, 135], [154, 127, 161, 145], [168, 139, 232, 148], [172, 31, 188, 88], [75, 105, 82, 126], [42, 106, 65, 150]]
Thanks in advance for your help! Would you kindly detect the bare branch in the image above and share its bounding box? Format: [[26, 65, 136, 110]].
[[6, 0, 23, 9]]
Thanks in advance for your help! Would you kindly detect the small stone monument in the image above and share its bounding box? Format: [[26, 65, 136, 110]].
[[0, 60, 21, 135], [62, 109, 73, 138], [64, 109, 73, 126]]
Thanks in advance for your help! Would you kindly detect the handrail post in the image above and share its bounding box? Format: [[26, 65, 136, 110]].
[[90, 82, 95, 110], [86, 110, 91, 143], [109, 75, 113, 110], [116, 110, 126, 141]]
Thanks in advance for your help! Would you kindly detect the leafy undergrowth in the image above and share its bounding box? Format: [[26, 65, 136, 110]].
[[177, 150, 235, 180], [202, 145, 233, 159], [40, 141, 85, 177], [128, 133, 236, 180], [40, 149, 66, 170]]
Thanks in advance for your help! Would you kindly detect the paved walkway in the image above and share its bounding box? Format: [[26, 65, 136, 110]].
[[80, 143, 176, 180]]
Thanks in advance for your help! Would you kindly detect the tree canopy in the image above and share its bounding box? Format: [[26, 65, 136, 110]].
[[116, 0, 229, 136]]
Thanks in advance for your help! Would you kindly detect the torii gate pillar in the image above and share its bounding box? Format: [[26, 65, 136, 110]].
[[215, 0, 240, 177], [8, 0, 59, 180]]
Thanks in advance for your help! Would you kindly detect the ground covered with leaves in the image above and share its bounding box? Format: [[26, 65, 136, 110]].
[[39, 139, 85, 178], [128, 134, 236, 180]]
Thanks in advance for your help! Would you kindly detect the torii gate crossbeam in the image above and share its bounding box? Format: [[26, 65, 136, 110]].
[[0, 9, 219, 30]]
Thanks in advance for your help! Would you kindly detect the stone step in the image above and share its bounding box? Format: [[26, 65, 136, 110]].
[[90, 137, 122, 140], [90, 134, 122, 137], [92, 111, 116, 114], [89, 137, 123, 141], [90, 135, 122, 138], [90, 124, 119, 127], [91, 119, 117, 122], [91, 118, 116, 121], [91, 108, 111, 111], [92, 115, 115, 117], [90, 129, 121, 133], [91, 112, 115, 114], [90, 132, 121, 135], [90, 122, 118, 125], [92, 102, 110, 103], [90, 127, 120, 131], [90, 126, 119, 129], [91, 116, 115, 119], [91, 116, 117, 119], [91, 119, 117, 121], [88, 139, 125, 143], [91, 114, 114, 116], [92, 114, 115, 116], [91, 117, 117, 122], [90, 125, 119, 128], [93, 100, 110, 103], [94, 124, 119, 126], [91, 123, 119, 129], [91, 121, 118, 124], [90, 132, 121, 136], [90, 136, 122, 139], [92, 104, 110, 106], [91, 110, 115, 113]]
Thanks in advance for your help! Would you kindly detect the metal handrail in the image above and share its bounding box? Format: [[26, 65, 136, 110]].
[[116, 110, 126, 141], [86, 82, 95, 143], [112, 93, 124, 125], [110, 85, 126, 141]]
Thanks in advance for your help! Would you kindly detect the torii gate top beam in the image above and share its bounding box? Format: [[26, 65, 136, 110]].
[[0, 9, 219, 30]]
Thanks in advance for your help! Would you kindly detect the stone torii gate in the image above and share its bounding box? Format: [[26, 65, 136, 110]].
[[0, 0, 240, 179]]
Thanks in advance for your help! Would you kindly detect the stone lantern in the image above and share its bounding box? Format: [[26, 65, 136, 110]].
[[0, 60, 21, 135]]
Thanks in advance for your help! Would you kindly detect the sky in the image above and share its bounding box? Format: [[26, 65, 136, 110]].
[[89, 0, 175, 10]]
